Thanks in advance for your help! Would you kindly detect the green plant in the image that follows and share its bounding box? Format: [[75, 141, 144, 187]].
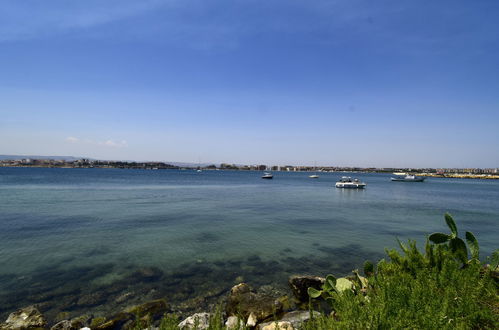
[[489, 249, 499, 270], [158, 313, 179, 330], [207, 305, 225, 330], [306, 213, 498, 329], [428, 213, 479, 263], [307, 274, 355, 307]]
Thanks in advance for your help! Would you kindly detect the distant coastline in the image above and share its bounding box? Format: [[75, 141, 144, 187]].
[[1, 157, 498, 179]]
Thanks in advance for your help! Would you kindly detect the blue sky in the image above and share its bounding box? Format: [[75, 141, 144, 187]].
[[1, 0, 498, 167]]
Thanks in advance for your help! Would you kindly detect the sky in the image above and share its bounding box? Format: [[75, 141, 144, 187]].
[[0, 0, 498, 167]]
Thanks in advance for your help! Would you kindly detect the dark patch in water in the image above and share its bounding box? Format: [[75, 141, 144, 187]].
[[2, 215, 97, 239], [315, 243, 384, 273], [227, 260, 242, 267], [195, 232, 220, 243], [115, 214, 192, 230], [313, 259, 332, 268], [247, 255, 261, 262], [81, 245, 112, 258], [213, 260, 226, 267], [130, 267, 164, 282]]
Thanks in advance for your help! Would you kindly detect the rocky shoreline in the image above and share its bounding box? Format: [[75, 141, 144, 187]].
[[0, 243, 381, 326], [1, 275, 328, 330]]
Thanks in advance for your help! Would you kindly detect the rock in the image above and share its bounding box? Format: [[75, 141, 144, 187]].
[[258, 321, 294, 330], [123, 299, 169, 319], [275, 296, 293, 311], [178, 313, 211, 330], [53, 312, 70, 323], [69, 315, 91, 329], [1, 306, 47, 330], [288, 276, 325, 302], [246, 313, 257, 328], [50, 315, 91, 330], [226, 283, 283, 323], [280, 311, 321, 329], [115, 292, 133, 304], [89, 317, 106, 329], [50, 320, 71, 330], [225, 316, 243, 329], [95, 313, 133, 330]]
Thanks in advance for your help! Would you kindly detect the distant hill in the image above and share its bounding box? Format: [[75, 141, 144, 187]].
[[0, 155, 85, 161]]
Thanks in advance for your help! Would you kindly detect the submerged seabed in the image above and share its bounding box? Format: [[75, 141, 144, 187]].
[[0, 243, 381, 322], [0, 168, 498, 322]]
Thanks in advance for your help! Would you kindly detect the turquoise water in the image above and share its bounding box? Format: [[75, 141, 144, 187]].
[[0, 168, 498, 320]]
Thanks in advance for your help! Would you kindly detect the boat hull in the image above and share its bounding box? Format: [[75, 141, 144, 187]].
[[335, 183, 366, 189], [391, 177, 425, 182]]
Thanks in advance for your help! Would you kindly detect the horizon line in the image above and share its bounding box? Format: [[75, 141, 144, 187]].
[[1, 154, 498, 170]]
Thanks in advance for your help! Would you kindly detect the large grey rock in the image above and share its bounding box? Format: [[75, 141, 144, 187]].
[[50, 315, 91, 330], [280, 311, 321, 329], [178, 313, 211, 330], [1, 306, 47, 330], [288, 276, 324, 302], [225, 316, 244, 329], [257, 321, 294, 330], [49, 320, 72, 330], [256, 311, 321, 330], [226, 283, 283, 323], [246, 313, 257, 328]]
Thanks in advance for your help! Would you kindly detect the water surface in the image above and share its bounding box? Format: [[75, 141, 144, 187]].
[[0, 168, 497, 320]]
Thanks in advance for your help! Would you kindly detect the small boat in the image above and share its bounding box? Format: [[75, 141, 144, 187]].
[[335, 176, 366, 189], [391, 173, 425, 182], [309, 162, 319, 178], [262, 172, 273, 179]]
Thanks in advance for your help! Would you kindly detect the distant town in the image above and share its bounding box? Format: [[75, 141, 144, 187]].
[[1, 156, 498, 179]]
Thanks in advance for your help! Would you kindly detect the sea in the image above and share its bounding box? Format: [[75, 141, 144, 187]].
[[0, 167, 498, 321]]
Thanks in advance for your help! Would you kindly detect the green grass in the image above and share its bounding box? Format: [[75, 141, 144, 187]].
[[304, 252, 498, 329]]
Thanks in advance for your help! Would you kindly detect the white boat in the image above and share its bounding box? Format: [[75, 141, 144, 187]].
[[335, 176, 366, 189], [309, 162, 319, 178], [391, 173, 425, 182], [262, 172, 273, 179]]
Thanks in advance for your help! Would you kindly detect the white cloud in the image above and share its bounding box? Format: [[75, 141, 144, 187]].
[[64, 136, 127, 148], [99, 140, 128, 148]]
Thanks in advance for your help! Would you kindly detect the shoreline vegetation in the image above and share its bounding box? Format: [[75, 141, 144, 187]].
[[1, 214, 497, 329]]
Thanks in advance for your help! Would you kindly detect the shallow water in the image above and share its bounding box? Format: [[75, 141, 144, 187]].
[[0, 168, 498, 320]]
